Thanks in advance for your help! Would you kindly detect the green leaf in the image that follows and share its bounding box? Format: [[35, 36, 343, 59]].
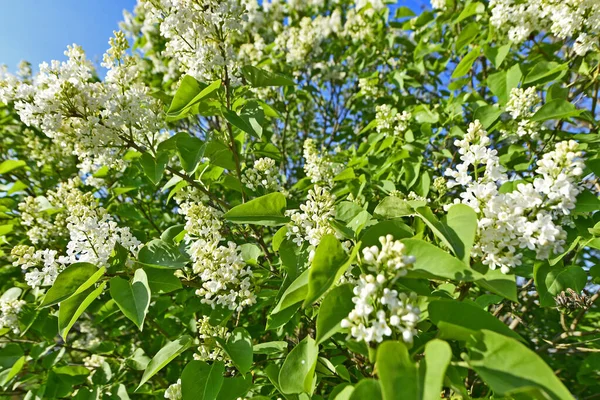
[[216, 375, 252, 400], [415, 205, 477, 264], [138, 239, 188, 269], [181, 360, 225, 400], [523, 61, 568, 85], [58, 282, 105, 341], [272, 269, 309, 314], [218, 328, 253, 375], [0, 160, 26, 175], [167, 77, 221, 120], [573, 189, 600, 213], [176, 133, 205, 173], [531, 99, 582, 122], [373, 196, 414, 219], [349, 379, 382, 400], [138, 335, 193, 389], [139, 151, 169, 185], [316, 284, 354, 344], [143, 266, 182, 294], [451, 47, 480, 79], [224, 193, 288, 226], [222, 105, 265, 138], [422, 339, 452, 400], [109, 269, 151, 331], [456, 2, 484, 22], [41, 263, 105, 307], [253, 341, 288, 355], [483, 44, 511, 68], [304, 235, 358, 307], [241, 66, 294, 87], [534, 263, 587, 307], [474, 105, 503, 129], [402, 239, 480, 281], [359, 220, 414, 250], [377, 341, 418, 399], [456, 22, 479, 51], [467, 330, 573, 400], [279, 336, 319, 395], [488, 65, 522, 105], [444, 204, 478, 264], [428, 299, 524, 341]]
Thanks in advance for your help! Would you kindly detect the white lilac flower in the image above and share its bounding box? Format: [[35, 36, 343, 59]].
[[375, 105, 411, 138], [342, 236, 419, 345], [164, 379, 182, 400], [242, 157, 284, 193], [341, 275, 420, 345], [489, 0, 600, 56], [0, 297, 26, 334], [302, 138, 341, 185], [362, 235, 416, 279], [193, 316, 231, 363], [0, 37, 167, 176], [176, 190, 256, 312], [11, 179, 140, 288], [286, 186, 337, 251], [444, 121, 584, 273], [83, 354, 105, 370]]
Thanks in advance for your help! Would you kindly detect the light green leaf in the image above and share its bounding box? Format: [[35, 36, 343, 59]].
[[573, 189, 600, 213], [279, 336, 319, 395], [138, 335, 193, 389], [451, 47, 480, 79], [0, 160, 26, 175], [422, 340, 452, 400], [304, 235, 358, 307], [138, 239, 188, 269], [109, 269, 151, 331], [377, 341, 418, 399], [143, 266, 182, 294], [444, 204, 478, 264], [175, 133, 204, 173], [456, 22, 479, 51], [218, 328, 253, 375], [41, 263, 105, 308], [402, 239, 480, 281], [181, 360, 225, 400], [349, 379, 382, 400], [167, 77, 221, 121], [531, 99, 582, 122], [456, 2, 484, 22], [58, 282, 105, 341], [467, 330, 573, 400], [428, 299, 524, 341], [272, 269, 309, 314], [224, 193, 288, 226], [139, 151, 169, 185], [474, 105, 503, 129], [241, 66, 294, 87], [534, 263, 587, 307], [316, 284, 354, 344]]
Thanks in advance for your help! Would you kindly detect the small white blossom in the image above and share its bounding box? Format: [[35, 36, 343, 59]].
[[164, 379, 182, 400]]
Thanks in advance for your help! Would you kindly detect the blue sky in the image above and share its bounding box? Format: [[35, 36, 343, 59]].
[[0, 0, 137, 71], [0, 0, 427, 72]]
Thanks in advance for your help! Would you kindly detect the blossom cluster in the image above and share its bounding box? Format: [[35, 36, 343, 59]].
[[0, 36, 166, 176], [375, 104, 411, 138], [488, 0, 600, 55], [164, 379, 182, 400], [193, 316, 231, 363], [302, 138, 341, 186], [83, 354, 106, 370], [176, 190, 256, 312], [242, 157, 284, 193], [342, 236, 420, 344], [444, 121, 584, 273], [286, 186, 337, 251], [0, 296, 26, 334], [12, 179, 141, 288], [138, 0, 247, 84], [503, 87, 542, 138]]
